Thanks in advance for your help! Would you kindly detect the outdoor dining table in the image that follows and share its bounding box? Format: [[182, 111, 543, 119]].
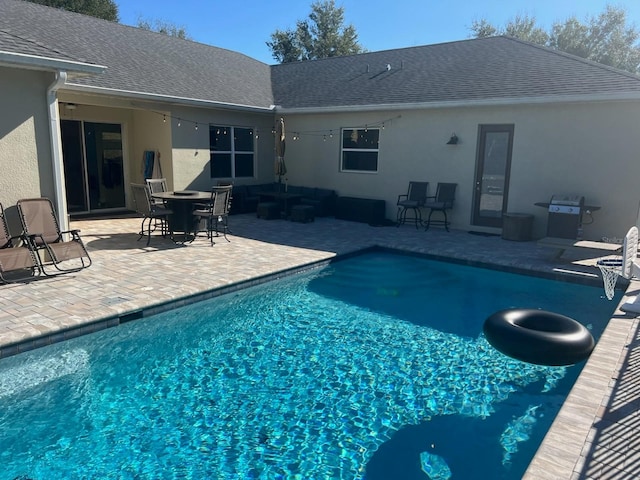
[[151, 190, 211, 241]]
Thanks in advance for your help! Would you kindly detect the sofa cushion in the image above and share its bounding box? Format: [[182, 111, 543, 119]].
[[314, 188, 335, 198]]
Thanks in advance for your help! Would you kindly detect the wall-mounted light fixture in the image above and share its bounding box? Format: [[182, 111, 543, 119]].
[[446, 133, 458, 145], [64, 103, 77, 110]]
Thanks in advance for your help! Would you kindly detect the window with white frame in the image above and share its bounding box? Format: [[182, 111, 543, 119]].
[[209, 125, 255, 178], [341, 127, 380, 172]]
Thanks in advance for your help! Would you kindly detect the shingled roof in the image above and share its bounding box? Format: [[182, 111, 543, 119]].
[[271, 37, 640, 110], [2, 0, 640, 112], [0, 0, 274, 110]]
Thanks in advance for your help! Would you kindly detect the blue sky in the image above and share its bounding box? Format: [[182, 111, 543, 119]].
[[117, 1, 640, 64]]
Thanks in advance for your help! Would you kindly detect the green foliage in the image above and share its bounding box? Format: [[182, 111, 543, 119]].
[[137, 17, 191, 40], [503, 14, 549, 45], [267, 0, 365, 63], [25, 0, 118, 22], [469, 4, 640, 74]]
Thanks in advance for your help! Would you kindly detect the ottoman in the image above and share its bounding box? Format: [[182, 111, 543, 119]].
[[256, 202, 280, 220], [290, 204, 315, 223]]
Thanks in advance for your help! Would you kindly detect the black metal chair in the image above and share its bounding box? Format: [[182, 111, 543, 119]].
[[193, 185, 233, 245], [396, 181, 429, 228], [424, 183, 457, 231], [146, 178, 168, 206], [130, 183, 172, 246]]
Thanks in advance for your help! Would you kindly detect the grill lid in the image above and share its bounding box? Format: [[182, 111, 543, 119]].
[[550, 195, 584, 206]]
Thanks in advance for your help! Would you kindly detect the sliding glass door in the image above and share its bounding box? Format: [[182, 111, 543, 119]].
[[61, 120, 125, 213]]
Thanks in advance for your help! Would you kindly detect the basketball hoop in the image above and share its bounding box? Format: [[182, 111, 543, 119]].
[[597, 258, 622, 300]]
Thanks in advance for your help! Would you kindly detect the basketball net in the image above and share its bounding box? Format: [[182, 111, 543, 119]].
[[597, 258, 622, 300]]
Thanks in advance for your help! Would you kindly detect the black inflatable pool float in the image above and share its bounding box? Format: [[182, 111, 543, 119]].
[[483, 308, 595, 366]]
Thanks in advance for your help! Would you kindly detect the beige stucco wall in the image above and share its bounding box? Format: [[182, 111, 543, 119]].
[[0, 67, 54, 230], [169, 106, 274, 192], [130, 109, 172, 188], [54, 97, 274, 211], [57, 97, 175, 211], [282, 100, 640, 240]]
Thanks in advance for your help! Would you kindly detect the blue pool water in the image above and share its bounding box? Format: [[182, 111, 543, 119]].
[[0, 251, 620, 479]]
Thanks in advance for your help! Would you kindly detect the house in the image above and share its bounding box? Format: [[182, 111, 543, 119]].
[[2, 0, 640, 240]]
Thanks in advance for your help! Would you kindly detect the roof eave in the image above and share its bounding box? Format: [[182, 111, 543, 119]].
[[0, 51, 105, 76], [275, 92, 640, 114], [64, 83, 276, 113]]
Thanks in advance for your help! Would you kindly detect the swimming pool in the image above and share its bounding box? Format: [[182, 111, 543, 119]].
[[0, 251, 620, 479]]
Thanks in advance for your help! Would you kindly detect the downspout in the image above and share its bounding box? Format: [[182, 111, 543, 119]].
[[46, 71, 69, 231]]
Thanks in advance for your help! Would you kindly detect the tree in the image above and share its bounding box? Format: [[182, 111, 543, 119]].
[[503, 14, 550, 45], [267, 0, 365, 63], [471, 14, 548, 44], [25, 0, 118, 22], [137, 17, 191, 40], [469, 5, 640, 74]]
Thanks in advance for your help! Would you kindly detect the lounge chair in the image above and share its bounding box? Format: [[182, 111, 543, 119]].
[[16, 198, 91, 275], [424, 183, 457, 231], [193, 185, 233, 245], [0, 202, 40, 282], [130, 183, 172, 246], [396, 181, 429, 228]]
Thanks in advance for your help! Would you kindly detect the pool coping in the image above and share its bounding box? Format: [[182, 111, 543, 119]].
[[0, 257, 335, 359], [0, 244, 619, 360], [524, 279, 639, 479]]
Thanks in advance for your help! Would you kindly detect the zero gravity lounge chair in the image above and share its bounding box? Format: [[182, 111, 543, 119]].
[[0, 202, 40, 282], [16, 198, 91, 275]]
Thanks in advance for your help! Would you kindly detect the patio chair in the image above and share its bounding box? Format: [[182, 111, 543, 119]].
[[424, 183, 457, 231], [16, 198, 91, 275], [193, 185, 233, 245], [130, 183, 172, 246], [0, 202, 41, 282], [146, 178, 168, 206], [397, 181, 429, 228]]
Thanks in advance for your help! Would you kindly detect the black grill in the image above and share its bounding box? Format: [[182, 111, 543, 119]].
[[546, 195, 585, 239]]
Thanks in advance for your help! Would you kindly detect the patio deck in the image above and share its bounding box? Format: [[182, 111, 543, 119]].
[[0, 213, 638, 479]]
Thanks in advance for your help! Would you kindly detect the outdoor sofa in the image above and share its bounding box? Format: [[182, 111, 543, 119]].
[[231, 183, 337, 217]]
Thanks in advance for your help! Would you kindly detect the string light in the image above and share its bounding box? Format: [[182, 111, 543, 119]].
[[271, 115, 401, 141], [138, 107, 400, 143]]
